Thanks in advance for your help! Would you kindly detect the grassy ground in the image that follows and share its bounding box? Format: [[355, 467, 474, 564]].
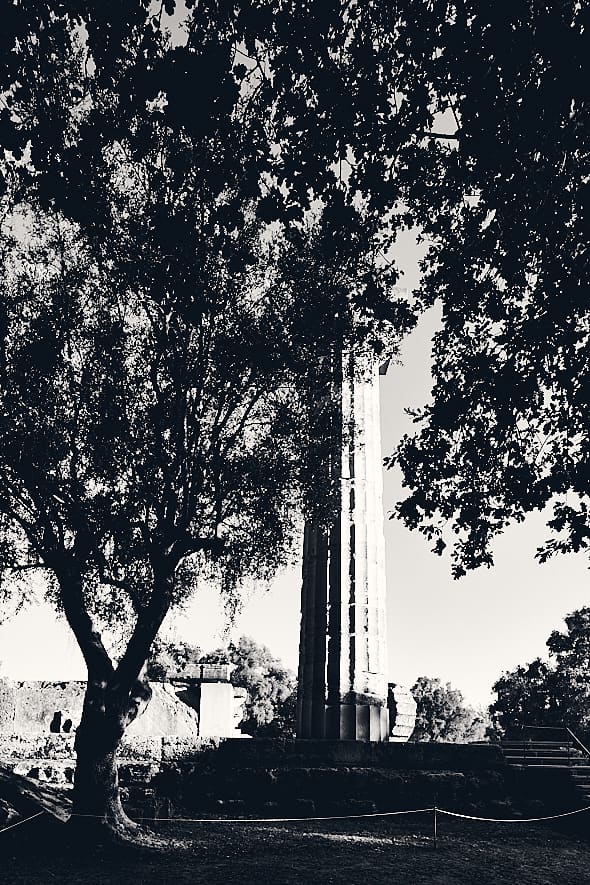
[[2, 812, 590, 885]]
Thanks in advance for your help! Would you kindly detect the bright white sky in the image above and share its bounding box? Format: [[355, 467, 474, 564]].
[[2, 230, 589, 708]]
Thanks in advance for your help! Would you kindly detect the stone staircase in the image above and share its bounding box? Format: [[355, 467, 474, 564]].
[[501, 727, 590, 804]]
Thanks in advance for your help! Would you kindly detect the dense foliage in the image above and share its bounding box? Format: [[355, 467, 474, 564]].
[[200, 635, 297, 737], [411, 676, 490, 743], [389, 1, 589, 576], [146, 638, 203, 681], [3, 0, 578, 830], [491, 608, 590, 735]]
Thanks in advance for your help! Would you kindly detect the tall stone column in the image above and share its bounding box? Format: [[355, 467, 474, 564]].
[[297, 352, 389, 741]]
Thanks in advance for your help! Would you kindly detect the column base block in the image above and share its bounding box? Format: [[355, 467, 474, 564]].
[[325, 702, 389, 742]]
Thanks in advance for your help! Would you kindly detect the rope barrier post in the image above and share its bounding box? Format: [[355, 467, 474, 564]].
[[433, 805, 437, 850]]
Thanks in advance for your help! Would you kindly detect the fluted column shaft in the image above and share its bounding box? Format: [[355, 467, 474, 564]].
[[297, 353, 389, 741]]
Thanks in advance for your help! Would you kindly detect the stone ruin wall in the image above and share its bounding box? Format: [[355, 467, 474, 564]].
[[0, 678, 415, 788], [0, 678, 247, 786], [0, 680, 202, 737]]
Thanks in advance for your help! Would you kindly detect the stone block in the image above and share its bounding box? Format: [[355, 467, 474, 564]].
[[320, 798, 377, 816], [161, 736, 220, 762], [0, 679, 209, 741], [2, 680, 85, 734], [195, 737, 505, 773], [200, 664, 233, 682], [118, 762, 160, 785], [198, 682, 236, 738], [213, 799, 246, 816], [261, 801, 281, 818], [285, 798, 316, 818], [127, 684, 199, 738], [119, 737, 163, 762], [388, 683, 417, 742], [231, 767, 279, 801], [0, 734, 75, 760], [9, 760, 75, 786]]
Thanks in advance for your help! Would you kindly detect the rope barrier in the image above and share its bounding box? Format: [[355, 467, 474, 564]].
[[3, 802, 590, 836], [66, 803, 590, 825], [438, 805, 590, 823], [0, 810, 45, 834], [69, 807, 433, 824]]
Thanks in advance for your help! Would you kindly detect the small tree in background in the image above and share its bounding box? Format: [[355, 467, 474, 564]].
[[490, 659, 561, 734], [410, 676, 490, 743], [146, 639, 202, 682], [491, 608, 590, 735]]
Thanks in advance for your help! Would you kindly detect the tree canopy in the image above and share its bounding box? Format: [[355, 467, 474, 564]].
[[410, 675, 490, 743], [200, 635, 296, 737], [491, 608, 590, 735], [3, 0, 580, 836], [387, 1, 589, 576], [146, 637, 202, 681], [0, 0, 436, 833]]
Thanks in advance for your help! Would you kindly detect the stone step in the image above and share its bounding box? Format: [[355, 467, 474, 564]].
[[503, 757, 580, 764], [501, 740, 576, 747], [504, 762, 574, 769], [0, 764, 72, 822], [503, 748, 582, 758]]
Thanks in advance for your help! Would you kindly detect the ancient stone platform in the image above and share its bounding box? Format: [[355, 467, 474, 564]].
[[151, 738, 514, 819], [198, 738, 505, 770]]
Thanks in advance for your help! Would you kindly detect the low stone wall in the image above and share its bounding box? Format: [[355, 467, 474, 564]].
[[0, 733, 223, 785], [1, 733, 543, 820], [1, 730, 583, 822], [0, 735, 506, 796], [193, 737, 506, 771]]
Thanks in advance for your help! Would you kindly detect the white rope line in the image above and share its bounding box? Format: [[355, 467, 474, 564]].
[[68, 803, 590, 825], [4, 803, 590, 834], [438, 805, 590, 823], [69, 807, 433, 824], [0, 810, 45, 834]]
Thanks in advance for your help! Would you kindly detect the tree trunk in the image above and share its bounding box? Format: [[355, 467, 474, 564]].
[[50, 553, 175, 844], [69, 675, 154, 842], [70, 689, 136, 838], [72, 743, 134, 833]]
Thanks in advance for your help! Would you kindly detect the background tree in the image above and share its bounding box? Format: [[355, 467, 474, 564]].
[[491, 608, 590, 735], [146, 638, 202, 682], [411, 676, 490, 743], [200, 635, 297, 737]]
